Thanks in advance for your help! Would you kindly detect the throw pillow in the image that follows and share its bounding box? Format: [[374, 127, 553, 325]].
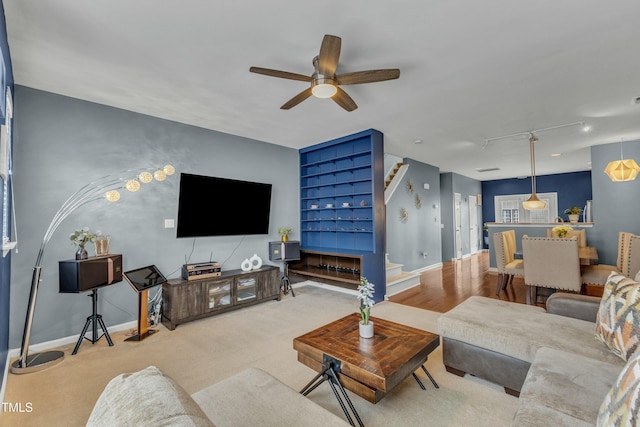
[[87, 366, 214, 427], [595, 272, 640, 361], [597, 349, 640, 426]]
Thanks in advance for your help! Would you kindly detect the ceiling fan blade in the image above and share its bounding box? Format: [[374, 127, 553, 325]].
[[249, 66, 312, 82], [317, 35, 341, 76], [281, 88, 313, 110], [336, 69, 400, 85], [332, 87, 358, 112]]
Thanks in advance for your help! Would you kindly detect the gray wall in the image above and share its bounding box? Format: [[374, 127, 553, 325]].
[[10, 86, 299, 348], [385, 158, 442, 271], [590, 140, 640, 265], [440, 172, 483, 261]]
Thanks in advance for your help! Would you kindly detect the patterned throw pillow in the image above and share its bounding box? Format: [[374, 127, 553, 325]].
[[597, 349, 640, 426], [595, 272, 640, 361]]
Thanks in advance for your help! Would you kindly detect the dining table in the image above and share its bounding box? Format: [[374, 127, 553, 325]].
[[514, 246, 599, 266]]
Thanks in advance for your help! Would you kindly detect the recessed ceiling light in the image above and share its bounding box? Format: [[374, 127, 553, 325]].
[[582, 124, 591, 132], [414, 139, 423, 144], [551, 153, 562, 157]]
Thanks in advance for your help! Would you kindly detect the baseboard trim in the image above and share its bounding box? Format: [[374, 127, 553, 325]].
[[412, 262, 443, 274], [7, 320, 137, 359]]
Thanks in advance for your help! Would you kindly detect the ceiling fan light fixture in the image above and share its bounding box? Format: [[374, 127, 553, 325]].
[[311, 80, 337, 98]]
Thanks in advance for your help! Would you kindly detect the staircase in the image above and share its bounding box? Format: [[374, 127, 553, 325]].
[[384, 160, 421, 297], [385, 262, 421, 297], [384, 162, 409, 204]]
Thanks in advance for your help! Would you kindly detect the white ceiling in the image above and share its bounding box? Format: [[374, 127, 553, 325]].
[[4, 1, 640, 180]]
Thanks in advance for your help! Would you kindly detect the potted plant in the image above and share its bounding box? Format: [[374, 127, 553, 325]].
[[278, 226, 292, 242], [563, 206, 582, 223], [357, 276, 376, 338]]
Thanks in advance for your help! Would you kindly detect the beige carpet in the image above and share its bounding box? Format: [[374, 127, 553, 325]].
[[2, 283, 519, 426]]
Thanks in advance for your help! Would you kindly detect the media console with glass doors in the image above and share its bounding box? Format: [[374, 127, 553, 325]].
[[161, 265, 279, 330]]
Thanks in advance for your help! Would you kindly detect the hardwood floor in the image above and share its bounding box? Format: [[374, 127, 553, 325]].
[[389, 251, 530, 313]]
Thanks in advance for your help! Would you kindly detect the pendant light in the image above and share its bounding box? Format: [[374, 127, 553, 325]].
[[604, 142, 640, 182], [522, 134, 547, 210]]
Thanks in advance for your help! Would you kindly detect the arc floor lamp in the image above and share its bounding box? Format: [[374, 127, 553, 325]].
[[11, 165, 175, 374]]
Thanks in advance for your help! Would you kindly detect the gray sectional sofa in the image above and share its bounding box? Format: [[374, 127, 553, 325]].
[[437, 293, 627, 426], [87, 365, 349, 426]]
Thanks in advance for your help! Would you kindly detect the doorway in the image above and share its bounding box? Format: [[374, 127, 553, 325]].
[[469, 195, 478, 254], [454, 193, 462, 259]]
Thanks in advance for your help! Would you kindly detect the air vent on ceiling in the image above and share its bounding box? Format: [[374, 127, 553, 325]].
[[476, 167, 500, 173]]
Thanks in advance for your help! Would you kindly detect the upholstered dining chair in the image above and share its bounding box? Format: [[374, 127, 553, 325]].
[[546, 228, 587, 247], [522, 236, 582, 305], [582, 232, 636, 291], [493, 230, 524, 295]]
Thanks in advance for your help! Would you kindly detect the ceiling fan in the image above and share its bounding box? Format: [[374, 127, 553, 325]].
[[249, 34, 400, 112]]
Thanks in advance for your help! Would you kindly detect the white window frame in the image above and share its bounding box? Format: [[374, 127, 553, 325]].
[[494, 192, 558, 223]]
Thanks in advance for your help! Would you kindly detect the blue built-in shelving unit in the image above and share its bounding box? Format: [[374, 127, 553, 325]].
[[296, 129, 386, 301]]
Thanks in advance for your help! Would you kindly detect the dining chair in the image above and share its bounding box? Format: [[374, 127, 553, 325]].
[[522, 236, 582, 305], [546, 228, 587, 247], [582, 232, 634, 289], [493, 230, 524, 295]]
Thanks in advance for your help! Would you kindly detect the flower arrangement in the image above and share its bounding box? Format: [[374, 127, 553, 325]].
[[564, 206, 583, 215], [70, 227, 100, 248], [357, 276, 375, 325], [552, 224, 573, 238], [277, 226, 292, 236]]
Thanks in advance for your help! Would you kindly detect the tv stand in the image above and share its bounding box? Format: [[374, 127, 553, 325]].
[[161, 265, 279, 330]]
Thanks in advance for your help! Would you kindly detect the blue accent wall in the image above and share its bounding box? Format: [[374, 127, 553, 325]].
[[481, 171, 592, 223], [0, 0, 14, 390]]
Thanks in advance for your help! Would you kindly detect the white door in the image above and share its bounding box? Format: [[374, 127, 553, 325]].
[[469, 195, 478, 254], [454, 193, 462, 259]]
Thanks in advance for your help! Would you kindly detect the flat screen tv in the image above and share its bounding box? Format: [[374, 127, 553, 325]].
[[176, 173, 272, 238], [123, 265, 168, 292]]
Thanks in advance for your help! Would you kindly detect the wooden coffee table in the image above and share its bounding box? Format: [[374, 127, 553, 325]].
[[294, 313, 440, 426]]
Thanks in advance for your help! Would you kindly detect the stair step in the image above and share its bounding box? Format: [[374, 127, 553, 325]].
[[386, 271, 421, 297], [386, 263, 404, 278]]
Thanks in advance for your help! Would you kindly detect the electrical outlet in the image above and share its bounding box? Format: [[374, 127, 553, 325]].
[[164, 219, 175, 228]]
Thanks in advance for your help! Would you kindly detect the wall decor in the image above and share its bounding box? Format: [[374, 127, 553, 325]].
[[406, 179, 414, 193], [415, 194, 422, 209], [400, 207, 409, 223]]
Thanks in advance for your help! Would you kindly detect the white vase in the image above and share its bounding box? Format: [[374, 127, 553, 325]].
[[249, 253, 263, 270], [240, 258, 252, 272], [568, 214, 579, 223], [359, 321, 374, 338]]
